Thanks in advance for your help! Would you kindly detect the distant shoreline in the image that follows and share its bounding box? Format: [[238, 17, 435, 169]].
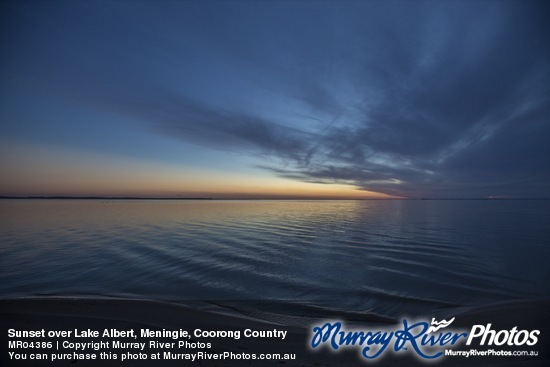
[[0, 196, 548, 201], [0, 196, 215, 200]]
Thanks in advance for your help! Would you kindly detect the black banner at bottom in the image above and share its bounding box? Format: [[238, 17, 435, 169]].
[[1, 298, 549, 366]]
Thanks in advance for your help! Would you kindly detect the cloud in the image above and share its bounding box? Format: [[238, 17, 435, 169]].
[[4, 0, 549, 198], [107, 1, 550, 198]]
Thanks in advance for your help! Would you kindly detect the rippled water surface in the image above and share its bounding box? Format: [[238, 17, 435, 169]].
[[1, 199, 549, 319]]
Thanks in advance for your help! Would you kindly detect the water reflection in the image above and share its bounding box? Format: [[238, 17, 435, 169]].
[[1, 199, 549, 318]]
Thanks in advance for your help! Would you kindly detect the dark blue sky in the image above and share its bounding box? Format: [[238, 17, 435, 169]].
[[1, 1, 549, 198]]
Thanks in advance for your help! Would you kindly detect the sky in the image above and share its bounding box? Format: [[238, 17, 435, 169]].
[[1, 0, 549, 199]]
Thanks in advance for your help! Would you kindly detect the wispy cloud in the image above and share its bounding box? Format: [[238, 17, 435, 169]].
[[3, 0, 549, 198]]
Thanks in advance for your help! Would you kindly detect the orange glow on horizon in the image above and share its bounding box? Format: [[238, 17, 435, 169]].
[[0, 142, 402, 199]]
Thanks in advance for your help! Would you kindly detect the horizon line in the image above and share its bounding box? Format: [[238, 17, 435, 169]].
[[1, 196, 549, 201]]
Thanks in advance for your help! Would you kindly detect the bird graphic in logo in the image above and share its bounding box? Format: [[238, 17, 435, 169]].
[[427, 317, 456, 333]]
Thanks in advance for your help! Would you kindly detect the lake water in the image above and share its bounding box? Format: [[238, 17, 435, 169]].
[[1, 199, 549, 322]]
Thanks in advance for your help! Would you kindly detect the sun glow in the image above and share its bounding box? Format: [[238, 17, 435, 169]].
[[0, 142, 398, 199]]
